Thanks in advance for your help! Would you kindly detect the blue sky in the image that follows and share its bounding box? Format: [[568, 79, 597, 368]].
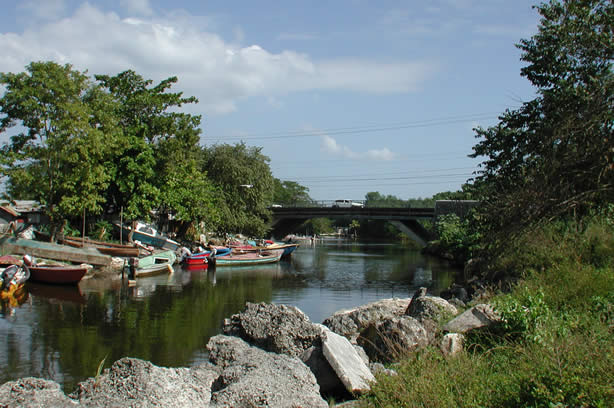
[[0, 0, 540, 201]]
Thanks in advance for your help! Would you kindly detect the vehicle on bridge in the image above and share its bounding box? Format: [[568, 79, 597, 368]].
[[332, 199, 364, 208]]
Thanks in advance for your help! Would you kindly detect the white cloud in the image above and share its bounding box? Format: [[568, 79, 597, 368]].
[[321, 135, 396, 161], [1, 3, 436, 115], [120, 0, 153, 16]]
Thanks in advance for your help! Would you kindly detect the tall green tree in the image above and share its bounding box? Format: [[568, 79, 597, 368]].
[[470, 0, 613, 240], [0, 61, 114, 236], [272, 179, 312, 206], [202, 143, 274, 237], [95, 71, 206, 233]]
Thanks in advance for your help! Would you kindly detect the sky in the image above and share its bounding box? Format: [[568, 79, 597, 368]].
[[0, 0, 541, 202]]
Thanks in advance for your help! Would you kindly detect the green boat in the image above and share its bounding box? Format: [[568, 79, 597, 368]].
[[132, 250, 177, 277]]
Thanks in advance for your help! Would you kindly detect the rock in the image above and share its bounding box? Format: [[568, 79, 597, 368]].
[[222, 302, 321, 357], [370, 362, 398, 377], [72, 357, 218, 407], [440, 333, 465, 356], [322, 298, 411, 342], [0, 378, 76, 408], [320, 326, 376, 395], [357, 316, 428, 363], [207, 335, 328, 408], [301, 346, 345, 394], [405, 291, 458, 323], [442, 304, 501, 333]]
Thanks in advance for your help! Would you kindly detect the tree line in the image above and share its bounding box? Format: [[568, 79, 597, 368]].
[[0, 64, 301, 240]]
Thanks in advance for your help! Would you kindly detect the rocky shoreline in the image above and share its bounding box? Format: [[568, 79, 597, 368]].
[[0, 288, 500, 407]]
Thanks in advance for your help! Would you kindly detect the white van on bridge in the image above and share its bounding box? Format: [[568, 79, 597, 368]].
[[332, 199, 364, 208]]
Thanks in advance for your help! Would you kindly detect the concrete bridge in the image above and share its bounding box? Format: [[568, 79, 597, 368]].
[[269, 200, 479, 246]]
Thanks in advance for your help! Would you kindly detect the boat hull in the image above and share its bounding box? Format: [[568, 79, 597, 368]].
[[213, 249, 283, 267], [28, 265, 88, 285]]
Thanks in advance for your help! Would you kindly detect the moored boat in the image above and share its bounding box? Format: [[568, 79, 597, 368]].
[[130, 250, 177, 278], [25, 260, 89, 285], [182, 247, 231, 265], [213, 249, 283, 267]]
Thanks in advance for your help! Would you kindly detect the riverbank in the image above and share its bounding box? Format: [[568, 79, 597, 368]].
[[0, 287, 483, 407]]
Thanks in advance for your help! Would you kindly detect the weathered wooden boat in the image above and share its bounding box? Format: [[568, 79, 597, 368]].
[[1, 237, 111, 266], [114, 222, 180, 251], [212, 249, 283, 267], [34, 230, 142, 257], [25, 262, 89, 285], [266, 242, 299, 258], [1, 264, 30, 306], [131, 250, 177, 278]]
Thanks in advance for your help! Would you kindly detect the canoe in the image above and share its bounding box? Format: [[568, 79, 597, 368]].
[[132, 250, 176, 278], [34, 230, 142, 257], [213, 249, 283, 267], [28, 264, 89, 285], [265, 243, 299, 258], [183, 247, 231, 265]]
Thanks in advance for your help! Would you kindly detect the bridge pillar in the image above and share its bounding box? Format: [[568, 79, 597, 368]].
[[389, 220, 434, 246]]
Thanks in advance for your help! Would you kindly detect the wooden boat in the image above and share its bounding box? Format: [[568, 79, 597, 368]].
[[132, 250, 177, 278], [114, 222, 180, 251], [266, 243, 299, 258], [183, 247, 232, 265], [34, 230, 142, 257], [27, 263, 89, 285], [0, 237, 111, 266], [1, 264, 30, 306], [213, 249, 283, 267]]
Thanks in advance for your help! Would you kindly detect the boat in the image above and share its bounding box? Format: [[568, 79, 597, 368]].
[[130, 250, 177, 278], [25, 261, 89, 285], [182, 247, 232, 266], [265, 242, 300, 258], [114, 222, 180, 251], [1, 264, 30, 306], [33, 230, 142, 257], [212, 249, 284, 267], [1, 237, 112, 266]]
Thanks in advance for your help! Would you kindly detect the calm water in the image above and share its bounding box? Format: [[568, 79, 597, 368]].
[[0, 239, 459, 392]]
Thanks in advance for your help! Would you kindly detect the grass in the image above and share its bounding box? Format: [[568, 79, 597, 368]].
[[360, 214, 614, 408]]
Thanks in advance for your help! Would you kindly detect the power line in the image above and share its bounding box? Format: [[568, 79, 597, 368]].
[[204, 112, 500, 142]]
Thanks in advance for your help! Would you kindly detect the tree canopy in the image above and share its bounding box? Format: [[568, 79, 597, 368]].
[[470, 0, 613, 240]]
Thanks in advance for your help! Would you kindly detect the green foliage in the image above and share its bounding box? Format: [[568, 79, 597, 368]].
[[272, 179, 312, 206], [470, 0, 614, 247], [0, 61, 113, 230], [201, 143, 273, 237], [435, 213, 481, 262], [91, 220, 113, 241]]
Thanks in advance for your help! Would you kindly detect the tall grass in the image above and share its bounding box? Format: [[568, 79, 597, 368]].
[[362, 214, 614, 407]]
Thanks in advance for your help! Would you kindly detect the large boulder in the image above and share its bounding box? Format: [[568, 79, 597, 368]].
[[442, 304, 501, 334], [0, 378, 76, 408], [222, 302, 321, 357], [72, 357, 219, 407], [320, 325, 375, 395], [357, 316, 428, 363], [207, 335, 328, 408], [322, 298, 411, 342], [405, 290, 458, 323]]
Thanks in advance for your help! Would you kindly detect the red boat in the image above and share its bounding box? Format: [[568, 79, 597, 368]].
[[27, 264, 89, 285]]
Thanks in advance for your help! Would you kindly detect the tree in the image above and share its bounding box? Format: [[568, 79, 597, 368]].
[[272, 179, 312, 206], [95, 71, 204, 235], [470, 0, 613, 240], [202, 143, 274, 237], [0, 61, 114, 237]]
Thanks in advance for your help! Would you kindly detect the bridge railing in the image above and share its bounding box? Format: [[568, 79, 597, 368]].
[[270, 200, 421, 208]]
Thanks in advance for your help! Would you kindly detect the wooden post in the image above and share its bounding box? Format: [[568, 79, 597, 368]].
[[82, 207, 86, 246], [120, 206, 123, 245]]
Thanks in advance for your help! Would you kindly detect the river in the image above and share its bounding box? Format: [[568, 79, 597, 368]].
[[0, 239, 459, 392]]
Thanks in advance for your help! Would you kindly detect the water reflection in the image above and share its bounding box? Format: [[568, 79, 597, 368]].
[[0, 241, 459, 392]]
